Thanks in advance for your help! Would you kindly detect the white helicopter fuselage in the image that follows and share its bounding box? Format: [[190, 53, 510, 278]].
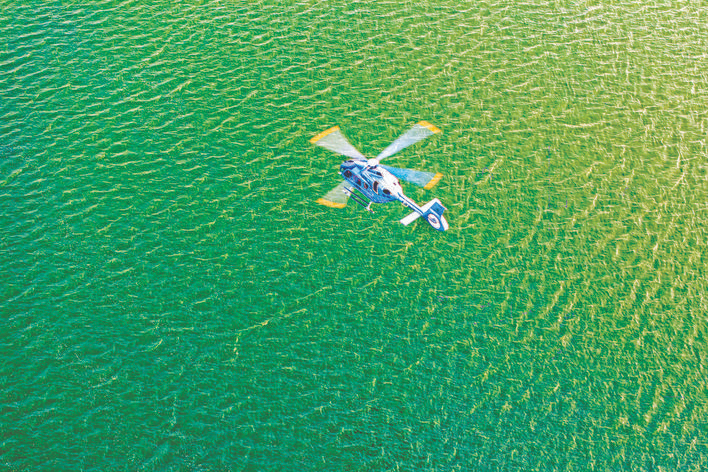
[[339, 159, 402, 204]]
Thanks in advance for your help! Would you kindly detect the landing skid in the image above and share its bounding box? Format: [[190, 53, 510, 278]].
[[343, 187, 374, 213]]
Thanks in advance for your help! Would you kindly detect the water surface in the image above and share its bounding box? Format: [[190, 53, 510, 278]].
[[1, 1, 707, 470]]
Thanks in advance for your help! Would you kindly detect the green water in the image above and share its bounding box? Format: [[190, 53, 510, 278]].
[[2, 1, 708, 470]]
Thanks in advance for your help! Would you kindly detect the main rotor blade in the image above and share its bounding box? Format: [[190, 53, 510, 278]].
[[381, 165, 443, 189], [375, 121, 441, 161], [310, 126, 366, 160], [316, 180, 350, 208]]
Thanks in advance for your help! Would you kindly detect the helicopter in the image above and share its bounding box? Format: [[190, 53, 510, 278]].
[[311, 121, 449, 231]]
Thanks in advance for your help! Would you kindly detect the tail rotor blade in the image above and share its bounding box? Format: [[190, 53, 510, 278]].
[[376, 121, 441, 161], [310, 126, 366, 160]]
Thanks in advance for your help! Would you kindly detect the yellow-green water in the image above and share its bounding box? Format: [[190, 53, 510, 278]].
[[2, 1, 707, 470]]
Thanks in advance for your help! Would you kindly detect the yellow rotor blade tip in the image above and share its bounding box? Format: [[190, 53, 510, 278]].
[[316, 198, 346, 209], [418, 121, 441, 134], [424, 173, 443, 189], [310, 126, 340, 144]]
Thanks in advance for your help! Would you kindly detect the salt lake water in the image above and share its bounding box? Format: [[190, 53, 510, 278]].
[[1, 1, 707, 470]]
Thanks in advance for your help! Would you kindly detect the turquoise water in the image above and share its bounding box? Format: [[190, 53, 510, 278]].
[[2, 1, 708, 470]]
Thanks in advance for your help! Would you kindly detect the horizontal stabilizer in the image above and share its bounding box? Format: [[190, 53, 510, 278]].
[[400, 198, 442, 226], [400, 211, 422, 226]]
